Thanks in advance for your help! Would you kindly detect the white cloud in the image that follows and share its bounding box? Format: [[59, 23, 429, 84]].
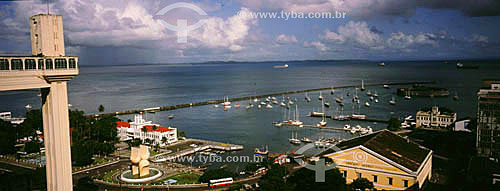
[[275, 34, 299, 44], [304, 41, 328, 52], [466, 34, 489, 43], [386, 32, 439, 48], [190, 8, 258, 52], [320, 21, 383, 48]]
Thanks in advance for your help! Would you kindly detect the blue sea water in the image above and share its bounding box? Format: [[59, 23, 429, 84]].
[[1, 60, 498, 166]]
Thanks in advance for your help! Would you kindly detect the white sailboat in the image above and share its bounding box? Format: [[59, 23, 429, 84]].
[[404, 91, 411, 100], [289, 132, 301, 145], [290, 104, 303, 126], [389, 96, 396, 105], [364, 101, 370, 107], [317, 99, 328, 127], [318, 91, 323, 100], [305, 92, 311, 102], [361, 80, 366, 91]]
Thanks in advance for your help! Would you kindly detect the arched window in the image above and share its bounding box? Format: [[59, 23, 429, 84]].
[[46, 59, 53, 69], [69, 58, 76, 68], [0, 59, 8, 70], [25, 59, 36, 70], [11, 59, 23, 70], [38, 59, 44, 70], [55, 58, 67, 69]]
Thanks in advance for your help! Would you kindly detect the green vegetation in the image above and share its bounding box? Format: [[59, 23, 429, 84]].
[[259, 165, 294, 191], [348, 178, 374, 191], [0, 120, 16, 154], [387, 117, 401, 131], [178, 131, 186, 137], [98, 104, 105, 112], [102, 169, 120, 183], [24, 141, 41, 154]]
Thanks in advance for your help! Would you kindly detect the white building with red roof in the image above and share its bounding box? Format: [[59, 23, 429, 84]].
[[116, 114, 177, 146]]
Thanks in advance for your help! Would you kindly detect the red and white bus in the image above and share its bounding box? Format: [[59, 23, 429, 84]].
[[209, 177, 233, 188]]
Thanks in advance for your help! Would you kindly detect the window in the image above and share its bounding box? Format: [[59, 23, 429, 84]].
[[37, 59, 44, 70], [55, 58, 67, 69], [357, 172, 362, 179], [404, 180, 409, 187], [11, 59, 23, 70], [25, 59, 36, 70], [388, 177, 393, 185], [46, 59, 53, 69], [0, 59, 8, 70], [343, 171, 347, 178], [373, 175, 378, 183], [69, 58, 76, 68]]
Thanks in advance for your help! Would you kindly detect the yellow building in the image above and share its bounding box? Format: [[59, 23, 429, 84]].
[[324, 130, 432, 190]]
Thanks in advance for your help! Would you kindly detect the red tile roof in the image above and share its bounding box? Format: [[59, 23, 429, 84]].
[[116, 121, 130, 128], [143, 125, 173, 133]]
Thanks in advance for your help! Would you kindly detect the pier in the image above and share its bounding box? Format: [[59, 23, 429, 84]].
[[92, 81, 435, 118], [308, 114, 389, 123]]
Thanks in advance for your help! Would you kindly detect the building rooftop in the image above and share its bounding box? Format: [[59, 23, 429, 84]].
[[116, 121, 174, 133], [324, 130, 432, 172]]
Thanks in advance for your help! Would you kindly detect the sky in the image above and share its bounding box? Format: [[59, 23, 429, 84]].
[[1, 0, 500, 64]]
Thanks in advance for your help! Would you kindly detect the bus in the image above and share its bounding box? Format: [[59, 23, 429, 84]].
[[209, 177, 233, 188]]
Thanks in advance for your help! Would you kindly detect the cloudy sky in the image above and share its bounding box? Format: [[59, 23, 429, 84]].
[[1, 0, 500, 64]]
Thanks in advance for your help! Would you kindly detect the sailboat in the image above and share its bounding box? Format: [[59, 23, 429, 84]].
[[324, 100, 330, 108], [301, 137, 312, 143], [330, 87, 335, 95], [317, 99, 328, 127], [290, 104, 303, 126], [361, 80, 366, 91], [453, 91, 459, 101], [404, 91, 411, 100], [383, 84, 390, 89], [318, 91, 323, 100], [373, 91, 379, 97], [364, 101, 370, 107], [289, 131, 301, 145], [305, 92, 311, 102], [223, 96, 232, 108], [389, 96, 396, 105], [367, 90, 372, 96]]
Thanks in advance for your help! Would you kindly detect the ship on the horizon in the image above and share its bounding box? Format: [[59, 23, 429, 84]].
[[273, 64, 289, 69]]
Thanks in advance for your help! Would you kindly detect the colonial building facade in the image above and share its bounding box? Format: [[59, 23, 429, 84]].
[[324, 130, 433, 190], [116, 114, 177, 146], [477, 80, 500, 160], [416, 106, 456, 128]]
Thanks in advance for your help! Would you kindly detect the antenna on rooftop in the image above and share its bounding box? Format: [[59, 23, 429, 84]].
[[47, 0, 50, 14]]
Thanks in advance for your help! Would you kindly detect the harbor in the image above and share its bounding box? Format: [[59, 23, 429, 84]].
[[92, 81, 436, 118]]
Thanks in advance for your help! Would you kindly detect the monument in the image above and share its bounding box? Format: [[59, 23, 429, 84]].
[[130, 145, 150, 177]]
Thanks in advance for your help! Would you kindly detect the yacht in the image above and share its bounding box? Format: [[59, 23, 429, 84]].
[[272, 100, 279, 104], [301, 137, 313, 143], [266, 104, 273, 109], [213, 104, 219, 108], [370, 96, 374, 101], [272, 96, 277, 100], [25, 104, 32, 109], [258, 104, 262, 109], [373, 91, 379, 97], [374, 99, 379, 103], [367, 90, 372, 96], [364, 102, 370, 107], [168, 114, 175, 119], [253, 98, 259, 103], [280, 101, 287, 107], [318, 91, 323, 100], [317, 100, 328, 127], [383, 84, 390, 89], [336, 97, 343, 103], [288, 99, 295, 105], [273, 64, 289, 69], [289, 104, 303, 126], [379, 62, 385, 67], [324, 101, 330, 108]]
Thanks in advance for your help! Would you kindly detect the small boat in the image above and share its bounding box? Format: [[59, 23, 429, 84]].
[[339, 102, 345, 107], [389, 96, 396, 105], [272, 97, 277, 100], [344, 124, 351, 130], [301, 137, 313, 143], [379, 62, 385, 67], [318, 91, 323, 100], [245, 105, 251, 109], [280, 102, 287, 107], [273, 64, 289, 69], [25, 104, 32, 109], [330, 88, 335, 95], [383, 84, 390, 89], [255, 145, 269, 155], [235, 104, 241, 108], [68, 104, 73, 107], [324, 101, 330, 108], [453, 91, 459, 101], [356, 99, 360, 104], [366, 90, 372, 96], [266, 104, 273, 109], [258, 104, 262, 109], [361, 80, 366, 91], [213, 104, 219, 108], [374, 99, 379, 103], [272, 100, 279, 104], [346, 92, 350, 97], [273, 122, 283, 127], [223, 96, 231, 106], [168, 114, 175, 119], [288, 100, 295, 105], [317, 120, 327, 127], [373, 91, 378, 97], [260, 102, 266, 105], [336, 97, 343, 103], [253, 98, 259, 103], [305, 92, 311, 102], [289, 132, 301, 145], [364, 102, 370, 107], [370, 96, 374, 101]]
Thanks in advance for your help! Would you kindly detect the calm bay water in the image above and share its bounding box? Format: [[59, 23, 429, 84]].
[[1, 60, 498, 165]]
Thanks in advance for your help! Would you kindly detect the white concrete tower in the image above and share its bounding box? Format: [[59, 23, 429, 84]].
[[0, 14, 77, 191]]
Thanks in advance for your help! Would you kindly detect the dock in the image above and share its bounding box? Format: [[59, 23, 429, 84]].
[[91, 81, 435, 118], [308, 114, 389, 123]]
